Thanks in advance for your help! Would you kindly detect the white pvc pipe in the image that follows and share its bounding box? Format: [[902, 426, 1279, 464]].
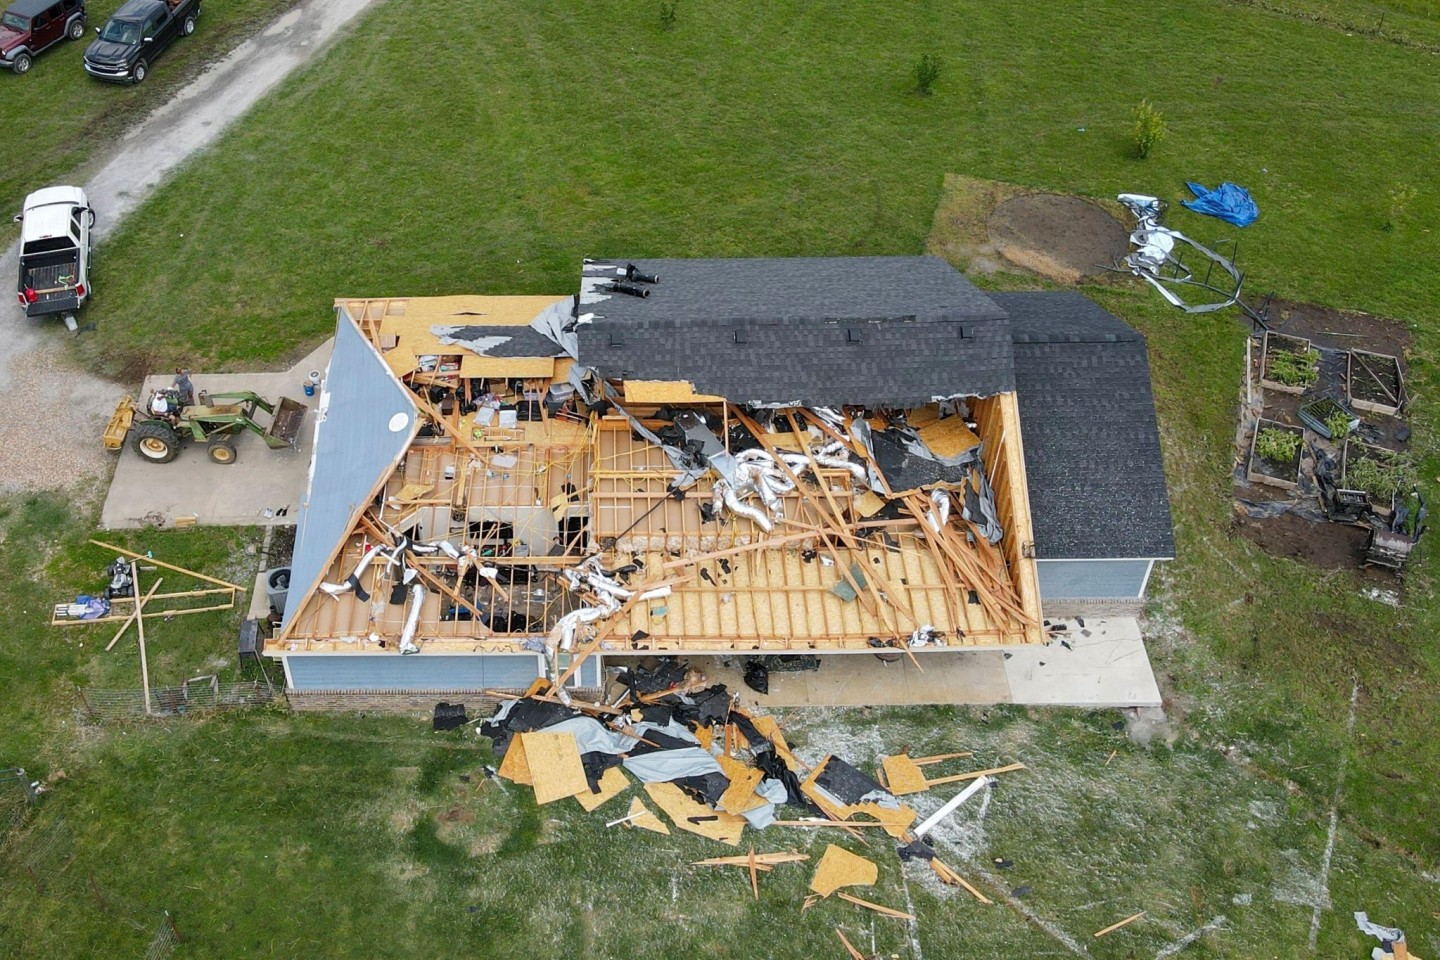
[[913, 775, 990, 838]]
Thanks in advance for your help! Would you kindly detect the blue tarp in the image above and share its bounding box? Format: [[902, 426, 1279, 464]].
[[1182, 181, 1259, 227]]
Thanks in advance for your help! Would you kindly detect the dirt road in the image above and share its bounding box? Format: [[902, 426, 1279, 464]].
[[0, 0, 378, 491]]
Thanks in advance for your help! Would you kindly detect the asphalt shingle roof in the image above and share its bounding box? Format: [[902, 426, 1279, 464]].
[[576, 256, 1015, 405], [995, 292, 1175, 561]]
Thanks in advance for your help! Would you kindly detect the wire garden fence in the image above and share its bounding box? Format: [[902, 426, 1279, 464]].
[[78, 677, 276, 721], [3, 814, 183, 959]]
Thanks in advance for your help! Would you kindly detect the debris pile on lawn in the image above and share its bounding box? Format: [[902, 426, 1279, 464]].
[[475, 666, 1024, 909]]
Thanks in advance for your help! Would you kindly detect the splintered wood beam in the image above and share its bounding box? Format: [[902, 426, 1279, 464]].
[[836, 892, 915, 920], [836, 928, 866, 960], [1093, 911, 1146, 938], [89, 540, 247, 591]]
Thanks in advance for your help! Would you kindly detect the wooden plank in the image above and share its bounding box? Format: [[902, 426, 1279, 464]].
[[835, 928, 866, 960], [1093, 911, 1146, 938], [930, 858, 993, 904], [836, 892, 915, 920], [925, 762, 1026, 786], [131, 563, 152, 716], [105, 577, 163, 651], [809, 844, 878, 897], [89, 540, 247, 591]]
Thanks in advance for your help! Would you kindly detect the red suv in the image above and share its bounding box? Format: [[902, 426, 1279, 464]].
[[1, 0, 86, 75]]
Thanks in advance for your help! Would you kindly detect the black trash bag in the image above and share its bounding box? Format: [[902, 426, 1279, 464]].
[[433, 702, 468, 732], [743, 661, 769, 694]]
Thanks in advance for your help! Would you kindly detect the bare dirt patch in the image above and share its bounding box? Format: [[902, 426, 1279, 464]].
[[1264, 299, 1412, 361], [987, 194, 1130, 282], [1231, 509, 1373, 572], [927, 174, 1131, 284]]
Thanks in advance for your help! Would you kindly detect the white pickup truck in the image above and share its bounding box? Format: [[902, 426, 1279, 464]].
[[13, 185, 94, 332]]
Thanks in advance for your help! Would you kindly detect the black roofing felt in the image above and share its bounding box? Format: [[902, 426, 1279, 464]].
[[993, 292, 1176, 561], [577, 256, 1014, 405], [431, 325, 564, 359]]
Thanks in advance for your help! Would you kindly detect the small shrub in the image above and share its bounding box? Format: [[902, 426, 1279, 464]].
[[1384, 183, 1416, 232], [913, 54, 940, 96], [1132, 99, 1168, 159], [658, 1, 677, 30], [1344, 448, 1415, 501], [1255, 427, 1301, 465], [1266, 348, 1320, 388], [1323, 409, 1353, 440]]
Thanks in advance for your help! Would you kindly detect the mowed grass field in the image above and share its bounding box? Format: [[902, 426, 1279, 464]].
[[0, 0, 1438, 956]]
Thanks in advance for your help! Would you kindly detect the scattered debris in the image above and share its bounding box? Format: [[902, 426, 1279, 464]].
[[810, 844, 879, 897], [1093, 910, 1147, 939]]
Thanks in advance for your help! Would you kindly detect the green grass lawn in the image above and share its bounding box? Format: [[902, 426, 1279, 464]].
[[0, 0, 1438, 955], [0, 0, 298, 227]]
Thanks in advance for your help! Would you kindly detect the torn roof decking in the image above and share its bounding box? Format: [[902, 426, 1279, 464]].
[[577, 257, 1016, 406], [996, 292, 1176, 561]]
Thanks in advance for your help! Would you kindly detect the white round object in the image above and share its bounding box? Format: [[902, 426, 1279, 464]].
[[387, 412, 409, 433]]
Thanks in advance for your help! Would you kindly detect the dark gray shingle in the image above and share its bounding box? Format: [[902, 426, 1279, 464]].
[[993, 291, 1175, 561]]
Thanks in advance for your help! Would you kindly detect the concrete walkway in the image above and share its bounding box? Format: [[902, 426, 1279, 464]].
[[0, 0, 383, 492], [677, 617, 1163, 709], [101, 340, 332, 529]]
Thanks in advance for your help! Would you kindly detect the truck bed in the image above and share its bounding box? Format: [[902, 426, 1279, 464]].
[[20, 250, 80, 317]]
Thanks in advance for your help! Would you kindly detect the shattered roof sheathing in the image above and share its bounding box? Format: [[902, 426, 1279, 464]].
[[997, 292, 1176, 560], [282, 309, 419, 625], [578, 256, 1016, 405]]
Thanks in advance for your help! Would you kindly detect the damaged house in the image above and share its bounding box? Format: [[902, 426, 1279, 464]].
[[267, 256, 1173, 695]]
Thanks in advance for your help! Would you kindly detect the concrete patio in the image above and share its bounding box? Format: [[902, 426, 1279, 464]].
[[101, 340, 333, 530]]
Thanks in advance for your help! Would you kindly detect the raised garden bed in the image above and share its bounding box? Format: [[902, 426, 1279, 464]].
[[1260, 331, 1319, 396], [1247, 419, 1304, 491], [1341, 439, 1414, 514], [1297, 396, 1358, 441], [1347, 349, 1405, 416]]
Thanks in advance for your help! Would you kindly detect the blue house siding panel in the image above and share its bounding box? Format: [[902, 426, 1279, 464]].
[[285, 654, 543, 691], [1037, 559, 1151, 600]]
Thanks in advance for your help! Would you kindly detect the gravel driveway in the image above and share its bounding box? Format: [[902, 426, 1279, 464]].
[[0, 0, 379, 493]]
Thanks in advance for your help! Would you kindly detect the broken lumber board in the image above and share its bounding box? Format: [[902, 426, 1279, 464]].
[[644, 783, 745, 846], [575, 766, 630, 812], [925, 762, 1025, 787], [836, 892, 915, 921], [619, 797, 669, 834], [930, 858, 992, 904], [1093, 911, 1146, 938], [717, 756, 767, 816], [809, 844, 878, 898], [105, 577, 163, 651], [835, 928, 867, 960], [694, 852, 809, 868], [771, 820, 893, 829], [88, 540, 247, 591]]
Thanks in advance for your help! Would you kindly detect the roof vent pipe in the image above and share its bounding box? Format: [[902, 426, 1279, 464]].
[[624, 264, 660, 284], [605, 281, 651, 299]]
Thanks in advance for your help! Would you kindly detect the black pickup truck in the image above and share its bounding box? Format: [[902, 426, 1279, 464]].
[[82, 0, 197, 83]]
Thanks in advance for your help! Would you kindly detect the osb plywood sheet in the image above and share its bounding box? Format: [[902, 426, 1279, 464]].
[[809, 844, 878, 897], [644, 783, 746, 846], [915, 415, 981, 459], [748, 715, 802, 770], [625, 796, 669, 835], [801, 759, 918, 840], [717, 756, 767, 816], [519, 732, 589, 805], [623, 380, 723, 404], [576, 766, 630, 812], [880, 755, 931, 796], [497, 737, 533, 786]]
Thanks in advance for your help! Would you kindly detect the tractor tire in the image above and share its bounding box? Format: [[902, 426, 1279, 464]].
[[132, 420, 179, 463], [207, 437, 237, 465]]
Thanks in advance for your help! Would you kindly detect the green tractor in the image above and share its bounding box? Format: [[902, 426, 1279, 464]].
[[121, 377, 308, 466]]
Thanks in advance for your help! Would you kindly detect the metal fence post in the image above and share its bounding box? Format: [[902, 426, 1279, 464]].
[[165, 910, 181, 943]]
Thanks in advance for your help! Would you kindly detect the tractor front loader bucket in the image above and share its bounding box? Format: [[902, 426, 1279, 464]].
[[262, 397, 308, 449]]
